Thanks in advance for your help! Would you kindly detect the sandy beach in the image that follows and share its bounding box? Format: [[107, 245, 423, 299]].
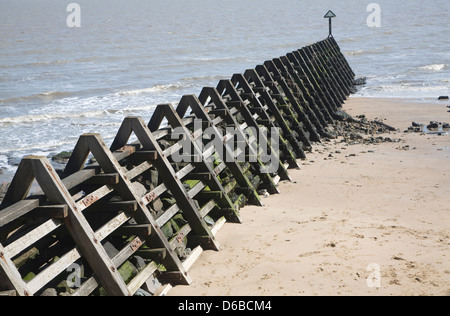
[[169, 97, 450, 296]]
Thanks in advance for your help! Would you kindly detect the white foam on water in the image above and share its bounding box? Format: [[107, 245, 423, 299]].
[[116, 84, 184, 96], [354, 83, 450, 98], [419, 64, 447, 71]]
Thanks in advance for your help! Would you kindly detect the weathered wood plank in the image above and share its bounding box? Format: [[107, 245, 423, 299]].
[[132, 151, 158, 162], [176, 164, 195, 180], [33, 205, 68, 219], [27, 210, 130, 295], [5, 218, 63, 258], [125, 161, 152, 180], [75, 185, 115, 212], [72, 237, 144, 296], [142, 183, 167, 206], [127, 262, 158, 295], [89, 130, 192, 285], [182, 246, 203, 271], [86, 173, 119, 185], [154, 283, 172, 296], [89, 201, 138, 213], [211, 217, 226, 236], [0, 244, 32, 296], [156, 204, 180, 227], [185, 172, 212, 182], [0, 200, 40, 227], [135, 248, 166, 262], [187, 182, 206, 199], [113, 224, 151, 237], [169, 224, 192, 250], [199, 200, 217, 218], [28, 156, 131, 296]]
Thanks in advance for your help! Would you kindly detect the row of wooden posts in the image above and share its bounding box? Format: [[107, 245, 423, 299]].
[[0, 36, 355, 296]]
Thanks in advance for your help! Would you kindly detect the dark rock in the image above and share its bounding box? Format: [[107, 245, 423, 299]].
[[131, 182, 147, 197], [204, 215, 215, 227], [40, 288, 58, 296], [178, 247, 192, 261], [56, 280, 74, 295], [173, 214, 188, 228], [162, 197, 176, 209], [427, 122, 439, 129], [149, 169, 159, 188], [438, 96, 449, 100], [373, 120, 396, 132], [118, 261, 138, 283], [443, 123, 450, 129], [134, 289, 152, 296], [411, 122, 423, 127], [161, 221, 174, 239], [103, 241, 120, 259], [333, 110, 353, 122], [7, 156, 22, 166], [51, 151, 72, 163], [130, 256, 146, 272], [349, 132, 364, 140], [354, 77, 367, 86], [142, 276, 162, 295], [323, 131, 337, 139], [151, 198, 164, 215], [158, 140, 171, 150]]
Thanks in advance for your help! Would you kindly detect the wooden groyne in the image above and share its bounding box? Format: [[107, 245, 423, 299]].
[[0, 37, 356, 296]]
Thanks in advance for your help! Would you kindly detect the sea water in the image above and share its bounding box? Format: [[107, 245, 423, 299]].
[[1, 0, 449, 181]]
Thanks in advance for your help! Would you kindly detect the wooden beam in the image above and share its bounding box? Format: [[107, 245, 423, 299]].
[[72, 237, 144, 296], [27, 156, 131, 296], [0, 199, 40, 227], [131, 151, 158, 162], [88, 201, 138, 213], [85, 131, 192, 285], [196, 191, 223, 200], [33, 205, 68, 219], [136, 248, 167, 262], [185, 172, 212, 181], [86, 173, 119, 185], [182, 246, 203, 271], [113, 224, 151, 237], [127, 262, 158, 295], [0, 244, 32, 296]]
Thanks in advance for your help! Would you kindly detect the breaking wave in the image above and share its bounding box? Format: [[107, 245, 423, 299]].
[[419, 64, 447, 71], [0, 91, 73, 104], [0, 110, 110, 125], [116, 84, 185, 96]]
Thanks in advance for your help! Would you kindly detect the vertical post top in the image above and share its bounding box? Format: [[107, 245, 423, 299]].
[[324, 10, 336, 37], [324, 10, 336, 18]]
